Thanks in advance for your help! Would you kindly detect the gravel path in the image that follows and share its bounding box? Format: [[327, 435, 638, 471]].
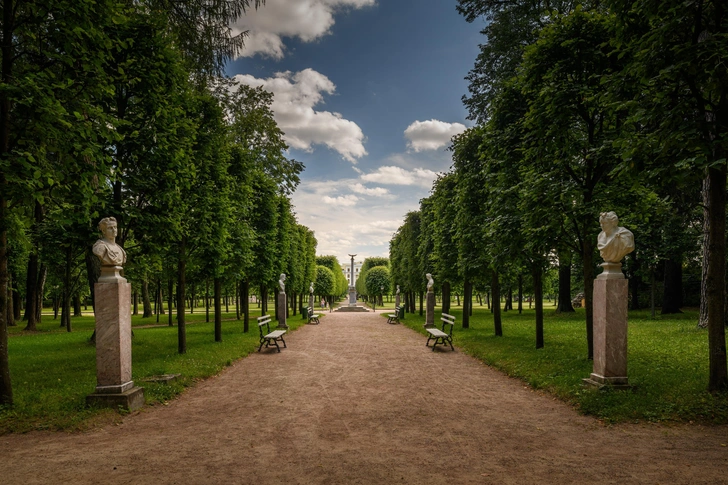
[[1, 309, 727, 484]]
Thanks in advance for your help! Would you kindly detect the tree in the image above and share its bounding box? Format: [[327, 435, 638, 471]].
[[365, 266, 391, 306]]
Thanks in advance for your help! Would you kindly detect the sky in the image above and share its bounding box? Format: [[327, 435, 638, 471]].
[[225, 0, 485, 264]]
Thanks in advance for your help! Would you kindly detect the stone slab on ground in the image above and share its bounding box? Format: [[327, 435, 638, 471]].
[[1, 310, 727, 484]]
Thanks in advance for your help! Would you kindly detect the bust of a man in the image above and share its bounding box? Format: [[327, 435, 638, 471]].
[[310, 282, 314, 294], [597, 211, 634, 263], [426, 273, 434, 291], [92, 217, 126, 266], [279, 273, 286, 292], [396, 285, 400, 295]]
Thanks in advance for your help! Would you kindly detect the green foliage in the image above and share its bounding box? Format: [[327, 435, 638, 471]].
[[313, 265, 335, 297], [364, 266, 391, 297]]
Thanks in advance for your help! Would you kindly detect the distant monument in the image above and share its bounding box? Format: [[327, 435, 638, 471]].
[[87, 217, 144, 411], [348, 254, 357, 307], [309, 281, 315, 309], [277, 273, 288, 329], [584, 212, 634, 389], [425, 274, 435, 328], [395, 285, 401, 308]]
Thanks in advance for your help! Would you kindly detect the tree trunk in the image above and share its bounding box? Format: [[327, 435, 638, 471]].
[[442, 281, 451, 314], [11, 273, 20, 321], [661, 257, 683, 314], [62, 245, 72, 332], [419, 291, 423, 316], [463, 280, 471, 329], [225, 286, 229, 313], [168, 278, 174, 327], [142, 278, 153, 318], [583, 236, 595, 360], [650, 268, 656, 319], [518, 274, 523, 314], [85, 248, 99, 314], [243, 280, 250, 333], [205, 280, 210, 323], [23, 250, 38, 330], [35, 263, 46, 323], [214, 277, 222, 342], [189, 283, 195, 314], [6, 271, 13, 326], [73, 293, 82, 317], [629, 253, 641, 310], [556, 252, 575, 312], [704, 165, 728, 391], [177, 239, 187, 354], [133, 289, 138, 315], [492, 271, 502, 336], [533, 267, 544, 349]]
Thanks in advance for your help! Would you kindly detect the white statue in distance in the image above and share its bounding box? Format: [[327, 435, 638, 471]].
[[597, 212, 634, 263], [426, 273, 434, 291], [310, 282, 314, 294], [279, 273, 286, 292], [93, 217, 126, 266]]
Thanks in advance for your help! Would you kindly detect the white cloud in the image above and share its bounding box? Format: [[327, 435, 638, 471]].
[[404, 119, 467, 152], [234, 0, 376, 59], [234, 69, 367, 163], [360, 166, 438, 188], [349, 183, 391, 197], [322, 194, 359, 206]]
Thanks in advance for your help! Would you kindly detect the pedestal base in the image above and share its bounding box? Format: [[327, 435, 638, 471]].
[[583, 373, 631, 390], [348, 288, 357, 306], [86, 386, 145, 411]]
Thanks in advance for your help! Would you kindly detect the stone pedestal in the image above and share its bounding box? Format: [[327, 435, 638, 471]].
[[583, 269, 630, 390], [277, 291, 288, 329], [395, 294, 400, 308], [348, 287, 357, 306], [309, 293, 314, 309], [87, 266, 144, 411], [424, 290, 436, 328]]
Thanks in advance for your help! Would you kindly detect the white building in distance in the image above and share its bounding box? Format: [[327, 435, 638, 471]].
[[341, 260, 363, 287]]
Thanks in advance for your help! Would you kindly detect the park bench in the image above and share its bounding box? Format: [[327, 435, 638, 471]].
[[386, 305, 401, 324], [257, 314, 287, 353], [307, 306, 321, 324], [425, 313, 455, 351]]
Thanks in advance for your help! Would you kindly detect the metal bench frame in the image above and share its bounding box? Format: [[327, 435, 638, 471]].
[[426, 313, 455, 351], [257, 315, 287, 352], [386, 305, 401, 324], [307, 306, 321, 325]]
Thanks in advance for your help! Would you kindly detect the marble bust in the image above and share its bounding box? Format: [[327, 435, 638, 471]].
[[279, 273, 286, 292], [93, 217, 126, 266], [310, 282, 314, 294], [426, 273, 434, 291], [597, 211, 634, 263], [396, 285, 400, 295]]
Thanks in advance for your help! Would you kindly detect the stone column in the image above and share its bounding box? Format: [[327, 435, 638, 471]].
[[348, 254, 357, 307], [309, 292, 314, 310], [395, 293, 400, 308], [277, 290, 288, 329], [425, 287, 436, 328], [583, 262, 630, 389], [87, 265, 144, 410]]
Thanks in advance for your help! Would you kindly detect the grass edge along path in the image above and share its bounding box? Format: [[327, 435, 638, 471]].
[[392, 304, 728, 424], [0, 310, 312, 434]]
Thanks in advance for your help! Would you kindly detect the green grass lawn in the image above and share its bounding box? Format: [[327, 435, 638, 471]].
[[394, 302, 728, 424], [1, 307, 310, 434]]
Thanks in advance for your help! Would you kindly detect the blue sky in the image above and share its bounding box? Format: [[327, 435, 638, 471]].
[[225, 0, 484, 263]]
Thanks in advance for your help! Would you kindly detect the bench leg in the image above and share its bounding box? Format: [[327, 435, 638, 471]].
[[272, 338, 280, 352], [258, 339, 264, 352], [432, 338, 439, 351], [280, 336, 287, 349], [426, 335, 433, 347], [447, 337, 454, 351]]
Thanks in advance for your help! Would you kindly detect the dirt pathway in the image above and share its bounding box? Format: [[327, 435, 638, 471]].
[[1, 309, 727, 484]]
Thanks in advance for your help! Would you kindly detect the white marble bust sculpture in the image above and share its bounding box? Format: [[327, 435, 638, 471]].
[[396, 285, 400, 295], [310, 282, 314, 294], [279, 273, 286, 292], [426, 273, 434, 291], [93, 217, 126, 266], [597, 212, 634, 263]]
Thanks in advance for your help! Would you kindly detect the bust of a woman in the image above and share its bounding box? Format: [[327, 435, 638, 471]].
[[279, 273, 286, 292], [93, 217, 126, 266], [426, 273, 434, 291], [597, 212, 634, 263]]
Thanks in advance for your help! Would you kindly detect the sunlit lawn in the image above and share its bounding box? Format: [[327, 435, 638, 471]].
[[395, 301, 728, 424]]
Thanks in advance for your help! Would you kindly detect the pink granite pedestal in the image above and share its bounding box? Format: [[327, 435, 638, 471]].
[[583, 264, 631, 390], [86, 266, 144, 411], [277, 292, 288, 329], [425, 290, 436, 328]]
